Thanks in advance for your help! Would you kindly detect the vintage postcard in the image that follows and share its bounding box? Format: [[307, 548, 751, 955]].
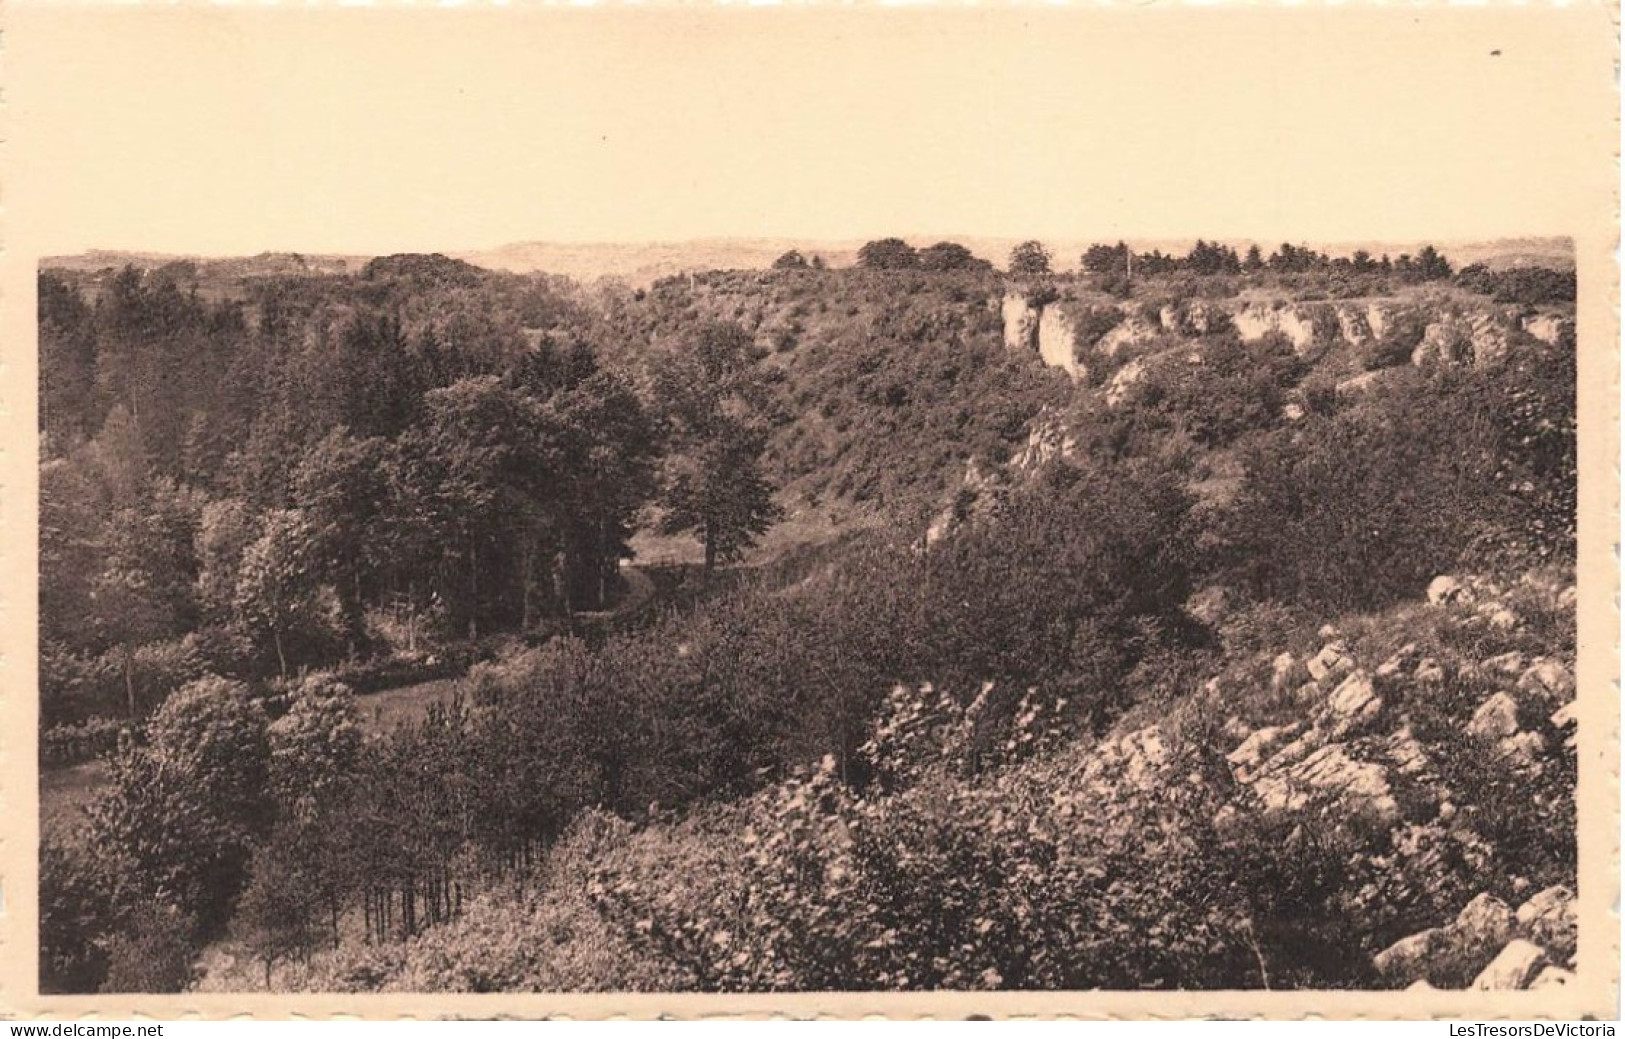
[[0, 1, 1617, 1020]]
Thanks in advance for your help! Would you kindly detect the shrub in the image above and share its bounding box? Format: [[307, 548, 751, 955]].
[[99, 905, 197, 993]]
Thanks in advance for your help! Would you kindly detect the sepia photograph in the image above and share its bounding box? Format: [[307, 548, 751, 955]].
[[3, 1, 1617, 1020]]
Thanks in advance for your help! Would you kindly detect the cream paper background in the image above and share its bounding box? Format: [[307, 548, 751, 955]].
[[0, 1, 1617, 1019]]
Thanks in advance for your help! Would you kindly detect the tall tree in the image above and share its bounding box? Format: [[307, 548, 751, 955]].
[[857, 238, 919, 271], [650, 322, 781, 575], [1008, 240, 1053, 277], [232, 509, 330, 679]]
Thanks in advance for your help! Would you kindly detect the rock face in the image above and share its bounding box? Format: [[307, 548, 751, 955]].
[[1096, 314, 1161, 358], [1413, 313, 1517, 369], [1522, 313, 1574, 346], [1008, 415, 1077, 474], [1335, 305, 1373, 346], [1231, 303, 1318, 354], [1365, 302, 1417, 342], [1000, 292, 1086, 380], [1105, 359, 1145, 406], [1036, 306, 1084, 379], [1001, 293, 1040, 353]]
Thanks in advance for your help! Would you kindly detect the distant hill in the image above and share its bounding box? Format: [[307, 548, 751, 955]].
[[42, 236, 1573, 285], [40, 250, 369, 278], [456, 236, 1577, 282]]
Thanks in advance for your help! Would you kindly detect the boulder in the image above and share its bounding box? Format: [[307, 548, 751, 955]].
[[1384, 726, 1431, 776], [1335, 370, 1386, 398], [1186, 302, 1227, 335], [1414, 658, 1447, 684], [1517, 659, 1575, 703], [1374, 928, 1444, 986], [1010, 418, 1076, 472], [1375, 643, 1420, 679], [1427, 576, 1469, 605], [1550, 701, 1577, 730], [1470, 939, 1547, 991], [1185, 585, 1231, 627], [1307, 641, 1353, 682], [1319, 671, 1382, 738], [1226, 723, 1302, 783], [1252, 743, 1396, 821], [1468, 693, 1521, 741], [1482, 651, 1528, 677], [1454, 893, 1515, 951], [1515, 886, 1576, 965], [1482, 604, 1521, 631]]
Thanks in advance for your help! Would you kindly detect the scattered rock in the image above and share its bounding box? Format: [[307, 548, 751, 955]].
[[1471, 939, 1547, 991], [1556, 585, 1577, 611], [1503, 730, 1548, 767]]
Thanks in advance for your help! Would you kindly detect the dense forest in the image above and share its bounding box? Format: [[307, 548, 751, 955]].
[[39, 238, 1579, 993]]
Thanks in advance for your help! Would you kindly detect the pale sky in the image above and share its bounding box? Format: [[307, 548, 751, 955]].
[[5, 4, 1614, 256]]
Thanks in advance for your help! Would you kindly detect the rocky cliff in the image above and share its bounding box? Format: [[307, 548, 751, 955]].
[[1000, 289, 1574, 386]]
